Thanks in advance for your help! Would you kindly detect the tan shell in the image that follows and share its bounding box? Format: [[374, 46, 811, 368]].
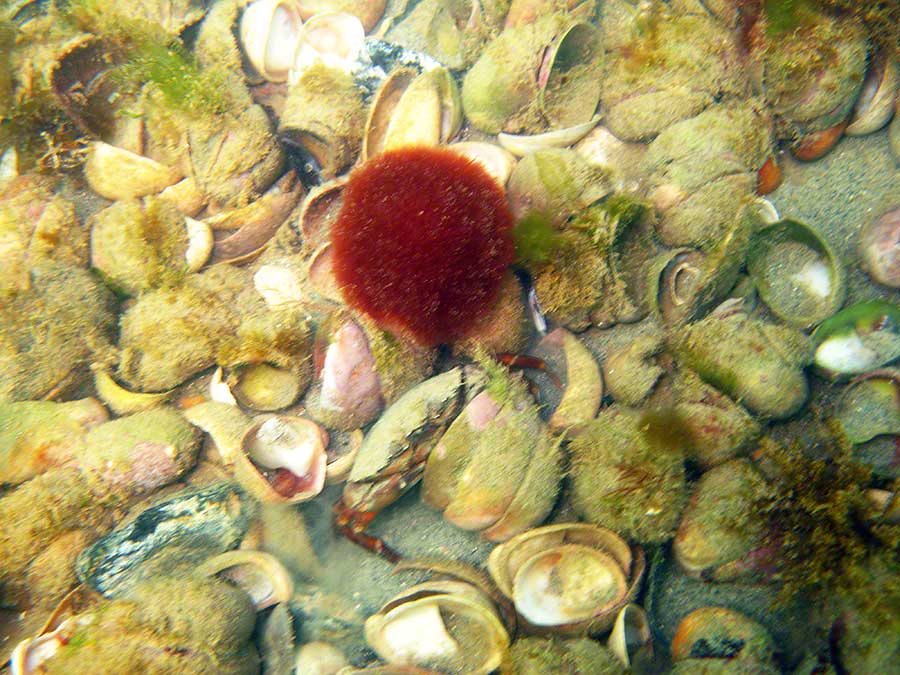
[[291, 11, 365, 82], [298, 0, 386, 32], [498, 114, 601, 157], [446, 142, 517, 187], [364, 580, 509, 675], [487, 523, 645, 636], [363, 67, 462, 160], [83, 141, 182, 201], [92, 366, 173, 415], [846, 51, 900, 136], [197, 549, 294, 609]]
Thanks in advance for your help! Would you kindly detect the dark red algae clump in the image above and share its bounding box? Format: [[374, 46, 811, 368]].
[[330, 146, 514, 347]]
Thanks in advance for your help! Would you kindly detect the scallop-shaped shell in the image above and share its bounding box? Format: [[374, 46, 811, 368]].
[[197, 549, 294, 609], [240, 0, 305, 82], [291, 11, 365, 82], [487, 523, 645, 636], [812, 300, 900, 378], [747, 218, 846, 329], [364, 580, 509, 675], [363, 67, 462, 160]]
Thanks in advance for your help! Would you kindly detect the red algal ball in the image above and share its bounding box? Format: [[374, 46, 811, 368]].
[[330, 146, 514, 347]]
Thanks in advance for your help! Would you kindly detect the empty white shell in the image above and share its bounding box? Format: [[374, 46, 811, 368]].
[[240, 0, 305, 82]]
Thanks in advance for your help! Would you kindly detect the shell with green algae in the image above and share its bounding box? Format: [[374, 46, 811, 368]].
[[88, 197, 190, 297], [599, 2, 748, 142], [530, 196, 653, 331], [305, 312, 435, 432], [750, 7, 868, 138], [19, 576, 259, 675], [656, 368, 761, 470], [76, 406, 201, 498], [668, 310, 813, 420], [462, 13, 601, 135], [506, 148, 611, 227], [0, 263, 116, 403], [569, 406, 688, 543], [0, 469, 111, 602], [116, 264, 312, 393], [835, 369, 900, 444], [0, 175, 87, 294], [384, 0, 510, 71], [0, 397, 108, 486], [502, 636, 628, 675], [421, 368, 564, 542], [673, 459, 773, 581], [643, 103, 771, 250], [279, 62, 366, 180]]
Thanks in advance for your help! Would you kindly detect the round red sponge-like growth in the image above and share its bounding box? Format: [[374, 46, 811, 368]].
[[330, 146, 514, 347]]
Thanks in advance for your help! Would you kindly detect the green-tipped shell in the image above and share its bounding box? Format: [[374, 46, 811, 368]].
[[835, 369, 900, 444], [487, 522, 645, 636], [747, 218, 845, 329], [462, 15, 600, 134], [812, 300, 900, 378], [363, 67, 462, 160], [280, 62, 365, 179]]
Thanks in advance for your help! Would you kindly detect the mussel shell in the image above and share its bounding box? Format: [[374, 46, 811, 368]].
[[75, 482, 254, 598]]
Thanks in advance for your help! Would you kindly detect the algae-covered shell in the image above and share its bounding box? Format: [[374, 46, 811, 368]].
[[670, 312, 812, 419], [76, 406, 201, 497], [362, 67, 461, 161], [0, 398, 107, 485], [601, 335, 664, 407], [812, 300, 900, 378], [747, 218, 845, 329], [230, 363, 307, 411], [835, 369, 900, 444], [279, 62, 365, 179], [569, 407, 688, 543], [462, 14, 601, 135], [670, 607, 777, 666], [240, 0, 305, 82], [364, 579, 509, 675], [506, 636, 626, 675], [198, 549, 294, 610], [673, 459, 772, 581], [846, 50, 899, 136], [75, 482, 254, 598], [487, 522, 645, 636], [422, 374, 563, 542]]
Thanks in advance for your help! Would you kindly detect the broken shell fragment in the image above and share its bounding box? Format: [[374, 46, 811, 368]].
[[446, 142, 516, 187], [487, 523, 645, 636], [364, 579, 509, 675], [812, 300, 900, 378], [240, 0, 305, 82], [497, 115, 601, 158], [846, 51, 899, 136], [92, 366, 172, 415], [184, 217, 214, 272], [83, 142, 182, 201], [607, 604, 652, 668], [198, 549, 293, 610], [747, 218, 845, 329]]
